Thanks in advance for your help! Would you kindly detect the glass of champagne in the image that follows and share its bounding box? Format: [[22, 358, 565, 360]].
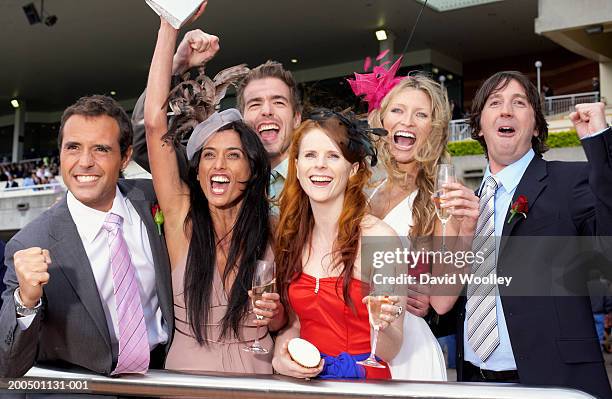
[[433, 164, 456, 251], [356, 295, 390, 368], [243, 260, 276, 354]]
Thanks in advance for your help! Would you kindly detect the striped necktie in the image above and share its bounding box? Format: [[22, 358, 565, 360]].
[[466, 175, 500, 362], [269, 169, 281, 199], [103, 213, 150, 375]]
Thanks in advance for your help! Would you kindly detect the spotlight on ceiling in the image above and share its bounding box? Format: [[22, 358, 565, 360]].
[[22, 3, 41, 25], [375, 29, 388, 41], [44, 14, 58, 26], [23, 0, 58, 27], [11, 99, 20, 109]]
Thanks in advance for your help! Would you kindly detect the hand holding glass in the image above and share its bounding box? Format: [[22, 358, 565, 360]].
[[356, 295, 391, 369], [433, 164, 456, 250], [243, 260, 275, 354]]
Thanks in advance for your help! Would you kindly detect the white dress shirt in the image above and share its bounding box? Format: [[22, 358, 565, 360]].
[[18, 186, 168, 351]]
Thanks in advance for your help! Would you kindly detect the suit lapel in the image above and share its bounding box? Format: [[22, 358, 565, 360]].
[[48, 197, 112, 352], [118, 180, 174, 337], [499, 156, 548, 254]]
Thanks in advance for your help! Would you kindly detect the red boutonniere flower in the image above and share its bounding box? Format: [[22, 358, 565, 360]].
[[151, 204, 164, 235], [507, 195, 528, 224]]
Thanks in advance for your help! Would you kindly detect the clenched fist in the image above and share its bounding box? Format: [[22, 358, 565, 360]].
[[14, 247, 51, 308], [569, 102, 608, 139], [172, 29, 220, 75]]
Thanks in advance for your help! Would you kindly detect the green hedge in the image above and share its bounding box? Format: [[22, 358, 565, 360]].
[[448, 140, 484, 156], [448, 130, 581, 156], [546, 130, 581, 148]]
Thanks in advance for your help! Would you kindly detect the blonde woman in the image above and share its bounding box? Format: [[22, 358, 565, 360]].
[[351, 68, 479, 380]]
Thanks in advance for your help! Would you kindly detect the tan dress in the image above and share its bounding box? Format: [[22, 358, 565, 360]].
[[165, 260, 273, 373]]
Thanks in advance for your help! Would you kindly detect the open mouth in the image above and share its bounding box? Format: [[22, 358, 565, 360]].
[[497, 126, 516, 136], [393, 131, 416, 149], [74, 175, 100, 183], [257, 123, 280, 143], [309, 175, 333, 187], [210, 174, 230, 195]]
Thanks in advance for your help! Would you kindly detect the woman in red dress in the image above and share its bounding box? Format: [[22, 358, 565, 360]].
[[272, 109, 406, 379]]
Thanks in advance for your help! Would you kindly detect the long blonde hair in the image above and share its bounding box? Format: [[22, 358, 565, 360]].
[[368, 74, 451, 238]]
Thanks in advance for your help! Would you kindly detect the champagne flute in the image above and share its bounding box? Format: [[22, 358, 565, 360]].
[[243, 260, 276, 354], [433, 164, 456, 251], [356, 295, 390, 368]]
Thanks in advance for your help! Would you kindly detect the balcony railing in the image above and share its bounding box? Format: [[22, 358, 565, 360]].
[[0, 366, 595, 398], [448, 119, 472, 142], [542, 92, 600, 116]]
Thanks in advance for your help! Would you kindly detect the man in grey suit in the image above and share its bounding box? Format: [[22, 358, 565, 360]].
[[0, 95, 173, 378]]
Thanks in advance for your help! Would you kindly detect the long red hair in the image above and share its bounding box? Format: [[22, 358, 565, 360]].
[[275, 118, 371, 309]]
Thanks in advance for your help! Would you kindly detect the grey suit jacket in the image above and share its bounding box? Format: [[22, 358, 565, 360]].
[[0, 179, 174, 378]]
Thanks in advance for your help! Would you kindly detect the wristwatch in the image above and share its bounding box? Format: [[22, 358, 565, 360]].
[[14, 288, 42, 317]]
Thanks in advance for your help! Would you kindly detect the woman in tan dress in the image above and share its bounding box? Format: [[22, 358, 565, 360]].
[[144, 3, 285, 373]]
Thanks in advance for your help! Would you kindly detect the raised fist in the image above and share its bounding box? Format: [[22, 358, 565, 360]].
[[569, 102, 608, 139], [172, 29, 220, 75], [14, 247, 51, 308]]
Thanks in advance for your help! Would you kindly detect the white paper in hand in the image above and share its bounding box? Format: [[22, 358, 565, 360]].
[[145, 0, 204, 29]]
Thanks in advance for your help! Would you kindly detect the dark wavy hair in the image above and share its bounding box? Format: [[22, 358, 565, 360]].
[[183, 120, 271, 344], [469, 71, 548, 157]]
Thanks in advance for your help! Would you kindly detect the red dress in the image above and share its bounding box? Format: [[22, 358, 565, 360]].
[[288, 273, 391, 379]]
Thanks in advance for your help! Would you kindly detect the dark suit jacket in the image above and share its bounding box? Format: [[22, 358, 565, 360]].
[[456, 128, 612, 399], [0, 179, 174, 378]]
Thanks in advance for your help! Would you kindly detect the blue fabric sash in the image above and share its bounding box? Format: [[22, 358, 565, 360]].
[[318, 352, 369, 379]]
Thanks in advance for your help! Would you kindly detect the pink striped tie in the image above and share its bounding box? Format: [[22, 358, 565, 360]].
[[103, 213, 150, 375]]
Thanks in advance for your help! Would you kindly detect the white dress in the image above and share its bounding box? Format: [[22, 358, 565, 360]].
[[369, 180, 447, 381]]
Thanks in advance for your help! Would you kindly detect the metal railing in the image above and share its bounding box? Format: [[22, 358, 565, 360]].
[[0, 366, 594, 399], [0, 183, 65, 198], [542, 91, 600, 116], [448, 119, 472, 142], [0, 157, 45, 166]]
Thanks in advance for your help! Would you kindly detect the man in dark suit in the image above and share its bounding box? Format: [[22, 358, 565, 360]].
[[4, 175, 18, 189], [0, 95, 173, 378], [456, 71, 612, 398]]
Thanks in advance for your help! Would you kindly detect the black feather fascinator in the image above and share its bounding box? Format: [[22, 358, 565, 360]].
[[306, 108, 387, 167]]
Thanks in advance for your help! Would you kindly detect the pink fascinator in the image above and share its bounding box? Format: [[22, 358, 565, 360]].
[[347, 56, 404, 112]]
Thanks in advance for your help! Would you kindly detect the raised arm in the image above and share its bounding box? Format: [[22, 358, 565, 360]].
[[132, 28, 220, 177], [143, 2, 210, 231], [570, 102, 612, 236], [144, 18, 189, 229]]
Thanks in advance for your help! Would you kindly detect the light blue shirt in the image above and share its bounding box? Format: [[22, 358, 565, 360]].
[[463, 148, 535, 371]]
